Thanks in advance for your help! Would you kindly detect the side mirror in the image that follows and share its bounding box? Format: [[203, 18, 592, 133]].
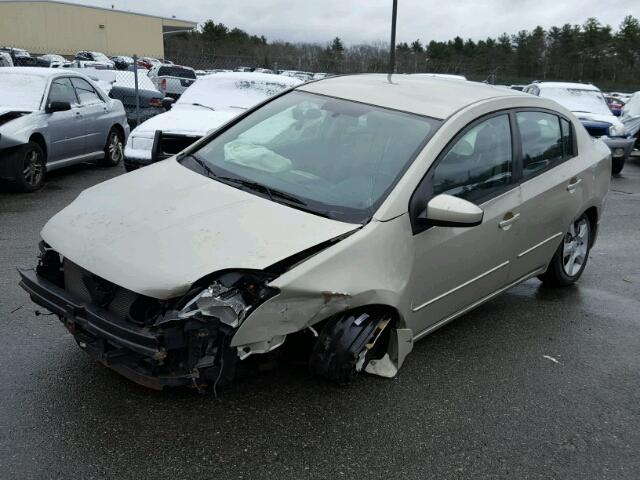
[[419, 194, 484, 228], [45, 101, 71, 114], [162, 97, 175, 110]]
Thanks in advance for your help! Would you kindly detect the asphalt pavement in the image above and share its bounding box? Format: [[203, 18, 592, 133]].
[[1, 159, 639, 479]]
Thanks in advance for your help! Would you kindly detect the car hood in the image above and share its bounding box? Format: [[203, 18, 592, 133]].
[[131, 105, 238, 138], [573, 111, 622, 127], [41, 159, 359, 299]]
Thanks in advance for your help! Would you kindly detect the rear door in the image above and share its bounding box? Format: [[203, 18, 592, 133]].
[[508, 110, 585, 281], [70, 77, 110, 154], [45, 77, 85, 161], [409, 113, 522, 335]]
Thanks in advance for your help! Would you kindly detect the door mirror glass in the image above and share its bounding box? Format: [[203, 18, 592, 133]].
[[420, 194, 484, 227], [46, 101, 71, 114]]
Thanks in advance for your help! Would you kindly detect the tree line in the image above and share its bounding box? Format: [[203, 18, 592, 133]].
[[165, 16, 640, 90]]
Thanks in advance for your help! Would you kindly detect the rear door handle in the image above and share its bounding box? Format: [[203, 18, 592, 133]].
[[499, 213, 521, 230], [567, 178, 582, 193]]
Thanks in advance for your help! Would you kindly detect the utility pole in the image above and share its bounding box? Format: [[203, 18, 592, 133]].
[[389, 0, 398, 74]]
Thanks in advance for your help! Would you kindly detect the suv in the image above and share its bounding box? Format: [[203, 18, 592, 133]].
[[147, 64, 197, 100], [524, 82, 634, 174]]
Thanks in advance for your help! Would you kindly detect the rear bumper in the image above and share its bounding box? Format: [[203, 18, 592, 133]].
[[18, 268, 199, 390]]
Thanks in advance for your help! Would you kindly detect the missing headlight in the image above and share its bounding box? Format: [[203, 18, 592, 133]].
[[178, 271, 279, 327]]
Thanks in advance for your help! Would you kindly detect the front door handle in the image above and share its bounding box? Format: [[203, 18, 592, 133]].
[[567, 178, 582, 193], [499, 212, 521, 230]]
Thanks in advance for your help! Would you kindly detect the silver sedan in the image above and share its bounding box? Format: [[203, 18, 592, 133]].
[[0, 67, 129, 192]]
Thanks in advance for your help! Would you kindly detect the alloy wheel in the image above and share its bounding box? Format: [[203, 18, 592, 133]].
[[108, 132, 123, 163], [562, 217, 589, 277], [22, 149, 44, 188]]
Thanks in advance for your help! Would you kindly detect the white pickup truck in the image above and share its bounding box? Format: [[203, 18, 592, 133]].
[[147, 65, 197, 100]]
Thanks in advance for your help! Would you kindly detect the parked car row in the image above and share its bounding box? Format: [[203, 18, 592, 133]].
[[522, 81, 636, 174]]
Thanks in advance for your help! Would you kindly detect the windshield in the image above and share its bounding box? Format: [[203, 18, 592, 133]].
[[0, 73, 46, 110], [178, 75, 298, 111], [182, 91, 440, 223], [539, 87, 611, 115]]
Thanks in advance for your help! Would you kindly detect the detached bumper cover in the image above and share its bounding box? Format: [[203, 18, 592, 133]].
[[18, 268, 199, 389]]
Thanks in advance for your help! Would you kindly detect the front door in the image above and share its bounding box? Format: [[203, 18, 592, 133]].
[[409, 113, 521, 335]]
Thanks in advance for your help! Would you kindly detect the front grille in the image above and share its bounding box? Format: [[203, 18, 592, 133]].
[[585, 125, 609, 137], [63, 259, 137, 321]]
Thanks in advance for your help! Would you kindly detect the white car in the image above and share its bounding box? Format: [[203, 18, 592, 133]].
[[20, 75, 610, 389], [621, 92, 640, 147], [124, 72, 301, 170], [0, 51, 13, 67], [524, 82, 634, 174], [147, 64, 197, 100]]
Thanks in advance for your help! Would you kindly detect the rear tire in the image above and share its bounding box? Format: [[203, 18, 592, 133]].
[[100, 127, 124, 167], [538, 213, 591, 287], [4, 141, 46, 192], [612, 156, 625, 175]]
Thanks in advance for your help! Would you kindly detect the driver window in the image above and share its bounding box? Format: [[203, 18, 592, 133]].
[[432, 114, 513, 203], [48, 77, 78, 106]]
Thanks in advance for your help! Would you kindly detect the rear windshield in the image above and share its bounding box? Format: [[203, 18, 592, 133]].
[[157, 66, 196, 79]]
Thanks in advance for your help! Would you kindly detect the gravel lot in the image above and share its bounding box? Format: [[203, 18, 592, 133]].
[[1, 158, 639, 479]]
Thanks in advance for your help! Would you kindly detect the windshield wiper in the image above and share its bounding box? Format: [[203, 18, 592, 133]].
[[189, 102, 215, 112], [183, 154, 219, 179], [217, 176, 307, 206]]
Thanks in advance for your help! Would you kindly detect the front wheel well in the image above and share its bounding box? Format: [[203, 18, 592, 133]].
[[29, 133, 47, 161], [110, 123, 125, 139]]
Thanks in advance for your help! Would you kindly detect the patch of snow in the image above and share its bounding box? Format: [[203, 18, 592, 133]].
[[537, 85, 611, 116], [177, 72, 302, 111], [0, 71, 46, 110]]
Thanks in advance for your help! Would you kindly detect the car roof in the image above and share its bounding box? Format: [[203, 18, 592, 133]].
[[0, 67, 93, 81], [298, 74, 528, 119], [534, 82, 601, 92]]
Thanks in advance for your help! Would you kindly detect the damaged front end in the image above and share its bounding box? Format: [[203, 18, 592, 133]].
[[18, 243, 280, 390]]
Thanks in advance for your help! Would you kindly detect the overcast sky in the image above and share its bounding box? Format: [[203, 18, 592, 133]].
[[70, 0, 636, 44]]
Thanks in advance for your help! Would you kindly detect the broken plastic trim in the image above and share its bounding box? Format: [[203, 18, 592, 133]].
[[177, 270, 279, 328]]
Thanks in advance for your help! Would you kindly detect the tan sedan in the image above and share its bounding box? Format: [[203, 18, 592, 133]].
[[20, 75, 610, 389]]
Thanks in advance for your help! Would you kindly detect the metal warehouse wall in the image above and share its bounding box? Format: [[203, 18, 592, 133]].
[[0, 1, 195, 57]]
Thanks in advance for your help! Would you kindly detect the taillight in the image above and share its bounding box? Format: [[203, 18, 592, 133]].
[[160, 79, 167, 92], [149, 98, 162, 108]]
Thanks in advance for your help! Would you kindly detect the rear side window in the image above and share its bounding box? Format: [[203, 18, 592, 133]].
[[48, 77, 78, 105], [157, 66, 196, 79], [432, 114, 513, 203], [70, 77, 102, 105], [517, 111, 563, 179]]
